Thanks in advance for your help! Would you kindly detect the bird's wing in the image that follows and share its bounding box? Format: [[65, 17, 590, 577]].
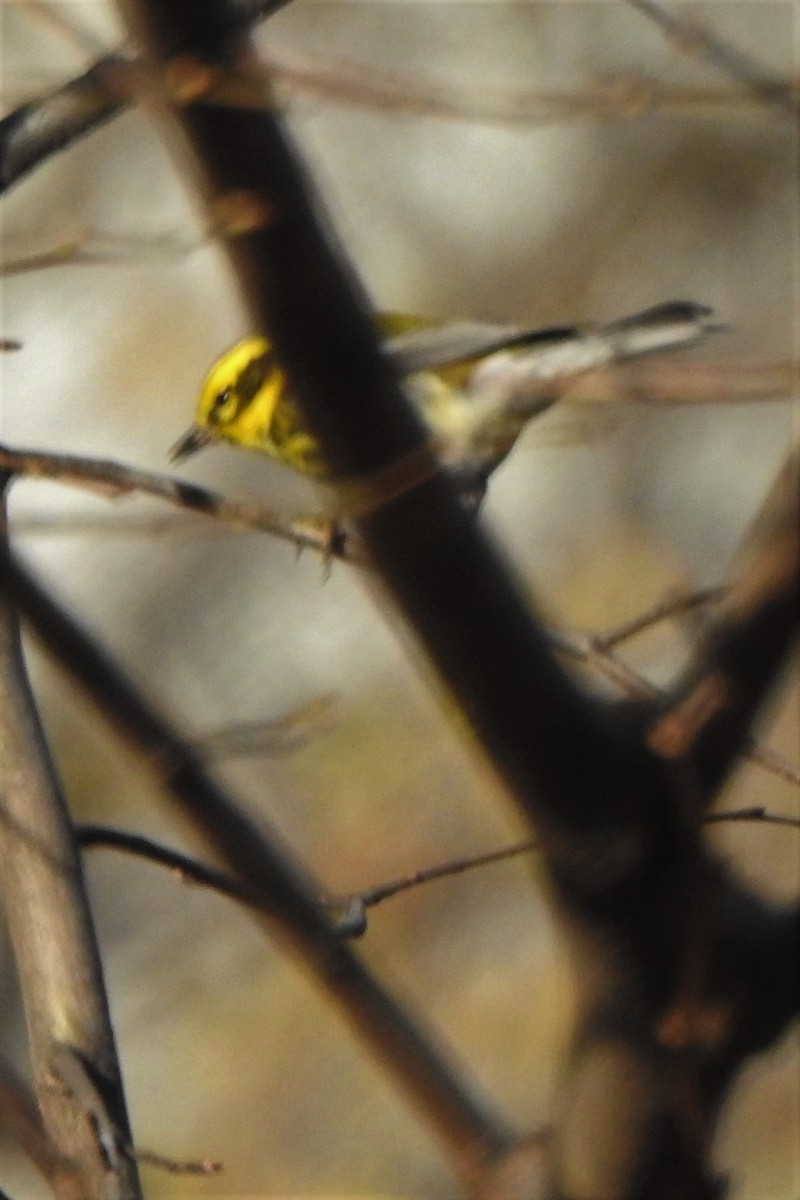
[[385, 320, 579, 375], [383, 302, 716, 376]]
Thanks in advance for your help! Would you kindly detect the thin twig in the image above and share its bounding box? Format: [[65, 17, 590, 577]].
[[705, 806, 800, 828], [355, 841, 537, 909], [9, 512, 241, 539], [626, 0, 800, 117], [78, 824, 364, 937], [78, 824, 248, 902], [0, 443, 352, 560], [4, 2, 795, 200], [594, 587, 724, 650], [1, 229, 201, 276], [550, 627, 800, 788], [578, 358, 798, 406], [355, 804, 800, 908], [79, 802, 799, 941], [128, 1147, 222, 1175], [268, 54, 785, 124], [548, 625, 660, 698]]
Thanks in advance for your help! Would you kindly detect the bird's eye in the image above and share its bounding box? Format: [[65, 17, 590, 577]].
[[208, 387, 234, 425]]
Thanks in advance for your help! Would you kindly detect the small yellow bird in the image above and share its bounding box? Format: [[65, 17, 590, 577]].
[[169, 312, 548, 477], [170, 303, 715, 485]]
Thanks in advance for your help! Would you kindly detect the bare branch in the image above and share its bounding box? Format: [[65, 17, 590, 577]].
[[3, 440, 794, 789], [5, 0, 796, 201], [0, 0, 294, 194], [4, 443, 794, 788], [357, 802, 800, 910], [9, 510, 245, 539], [1, 228, 201, 276], [78, 823, 249, 903], [0, 484, 142, 1200], [0, 442, 352, 560], [571, 358, 798, 406], [0, 1057, 68, 1182], [0, 55, 131, 195], [4, 550, 516, 1181], [705, 806, 800, 828], [549, 626, 800, 789], [626, 0, 800, 117], [648, 446, 800, 797], [593, 587, 724, 651], [268, 53, 788, 124], [127, 1147, 221, 1175], [78, 802, 800, 948]]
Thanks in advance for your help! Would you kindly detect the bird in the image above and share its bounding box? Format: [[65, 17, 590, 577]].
[[170, 302, 716, 491]]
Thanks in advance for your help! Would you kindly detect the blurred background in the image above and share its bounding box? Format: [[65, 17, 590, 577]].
[[1, 2, 798, 1197]]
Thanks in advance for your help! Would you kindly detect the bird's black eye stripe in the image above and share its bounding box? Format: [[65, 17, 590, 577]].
[[236, 351, 274, 404]]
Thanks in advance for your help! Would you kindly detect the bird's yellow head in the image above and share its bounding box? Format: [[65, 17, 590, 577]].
[[170, 335, 324, 475]]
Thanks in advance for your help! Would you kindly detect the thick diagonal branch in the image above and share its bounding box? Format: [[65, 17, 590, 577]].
[[118, 0, 662, 882]]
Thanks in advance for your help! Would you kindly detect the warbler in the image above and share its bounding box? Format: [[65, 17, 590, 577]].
[[170, 303, 715, 486]]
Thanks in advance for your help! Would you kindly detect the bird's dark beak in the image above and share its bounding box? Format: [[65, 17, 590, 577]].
[[169, 425, 214, 463]]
